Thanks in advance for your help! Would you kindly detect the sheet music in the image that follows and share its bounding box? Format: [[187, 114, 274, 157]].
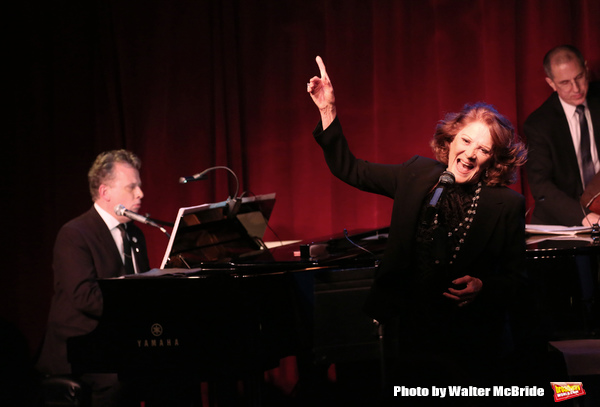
[[160, 201, 222, 268], [122, 268, 204, 278], [525, 224, 592, 236], [526, 234, 594, 245]]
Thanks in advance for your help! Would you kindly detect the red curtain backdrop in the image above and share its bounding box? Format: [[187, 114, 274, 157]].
[[8, 0, 600, 390]]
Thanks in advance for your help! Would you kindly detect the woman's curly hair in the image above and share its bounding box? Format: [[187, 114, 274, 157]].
[[430, 102, 527, 187]]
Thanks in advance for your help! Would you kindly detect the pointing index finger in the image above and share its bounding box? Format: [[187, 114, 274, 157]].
[[315, 55, 328, 78]]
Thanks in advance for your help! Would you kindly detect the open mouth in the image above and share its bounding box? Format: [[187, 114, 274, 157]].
[[456, 158, 475, 173]]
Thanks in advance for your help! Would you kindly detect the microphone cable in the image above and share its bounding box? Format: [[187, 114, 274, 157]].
[[344, 228, 376, 257]]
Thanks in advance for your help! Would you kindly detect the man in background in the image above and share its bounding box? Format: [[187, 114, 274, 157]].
[[524, 45, 600, 339], [525, 44, 600, 226]]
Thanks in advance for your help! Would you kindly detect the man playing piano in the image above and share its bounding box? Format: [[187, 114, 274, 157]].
[[36, 150, 150, 406], [523, 45, 600, 339]]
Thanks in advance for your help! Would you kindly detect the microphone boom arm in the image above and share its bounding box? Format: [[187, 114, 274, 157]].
[[179, 166, 240, 201]]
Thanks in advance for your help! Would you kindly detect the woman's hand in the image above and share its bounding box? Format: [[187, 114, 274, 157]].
[[443, 275, 483, 307], [307, 56, 336, 129]]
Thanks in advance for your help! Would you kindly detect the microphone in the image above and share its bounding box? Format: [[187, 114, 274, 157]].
[[179, 166, 241, 205], [178, 171, 209, 184], [429, 171, 455, 207], [423, 171, 455, 225], [114, 204, 170, 237]]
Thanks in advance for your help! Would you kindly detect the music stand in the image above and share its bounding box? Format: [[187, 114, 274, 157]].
[[160, 193, 276, 269]]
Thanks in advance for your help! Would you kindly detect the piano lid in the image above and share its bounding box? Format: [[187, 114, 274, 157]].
[[160, 193, 276, 268]]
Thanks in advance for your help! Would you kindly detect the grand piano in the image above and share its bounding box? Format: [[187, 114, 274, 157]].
[[67, 194, 388, 396], [67, 194, 600, 402]]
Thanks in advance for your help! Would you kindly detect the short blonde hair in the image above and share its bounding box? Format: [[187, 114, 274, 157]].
[[88, 150, 141, 201]]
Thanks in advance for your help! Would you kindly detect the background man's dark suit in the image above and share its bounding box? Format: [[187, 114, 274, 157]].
[[37, 206, 149, 375], [524, 81, 600, 349], [524, 82, 600, 226]]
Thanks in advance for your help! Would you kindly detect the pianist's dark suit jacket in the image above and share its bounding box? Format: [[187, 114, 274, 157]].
[[314, 117, 528, 358], [37, 206, 150, 375], [524, 82, 600, 226]]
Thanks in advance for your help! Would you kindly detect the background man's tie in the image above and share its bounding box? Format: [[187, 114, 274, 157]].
[[577, 104, 595, 187]]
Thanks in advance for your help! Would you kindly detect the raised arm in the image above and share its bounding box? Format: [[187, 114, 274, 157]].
[[307, 56, 337, 129]]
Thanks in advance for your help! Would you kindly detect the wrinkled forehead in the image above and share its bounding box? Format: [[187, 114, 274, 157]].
[[455, 120, 500, 151]]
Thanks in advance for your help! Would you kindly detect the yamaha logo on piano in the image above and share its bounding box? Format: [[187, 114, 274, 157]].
[[136, 323, 180, 348]]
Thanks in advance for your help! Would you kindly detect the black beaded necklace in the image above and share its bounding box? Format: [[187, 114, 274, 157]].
[[432, 181, 482, 265]]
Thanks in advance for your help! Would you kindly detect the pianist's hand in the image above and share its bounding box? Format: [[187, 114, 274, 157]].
[[582, 212, 600, 227], [442, 275, 482, 307], [307, 56, 336, 129]]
